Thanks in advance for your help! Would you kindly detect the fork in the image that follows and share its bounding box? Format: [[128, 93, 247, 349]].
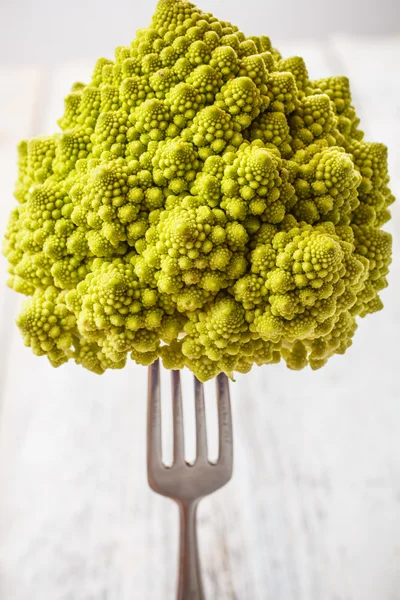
[[147, 360, 233, 600]]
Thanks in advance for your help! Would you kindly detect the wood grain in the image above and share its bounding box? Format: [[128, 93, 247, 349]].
[[0, 37, 399, 600]]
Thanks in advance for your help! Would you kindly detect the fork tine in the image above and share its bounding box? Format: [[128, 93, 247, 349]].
[[216, 373, 233, 473], [147, 359, 162, 473], [171, 370, 185, 465], [194, 377, 208, 462]]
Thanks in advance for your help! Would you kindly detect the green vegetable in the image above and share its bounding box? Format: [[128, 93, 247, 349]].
[[3, 0, 395, 381]]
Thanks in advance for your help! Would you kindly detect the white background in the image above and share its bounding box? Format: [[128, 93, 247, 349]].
[[0, 0, 399, 64], [0, 1, 399, 599]]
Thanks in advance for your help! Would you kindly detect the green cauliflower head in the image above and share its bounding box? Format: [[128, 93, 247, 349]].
[[3, 0, 395, 381]]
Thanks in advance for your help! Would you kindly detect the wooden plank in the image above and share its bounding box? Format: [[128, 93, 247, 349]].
[[0, 68, 46, 406], [0, 68, 45, 142]]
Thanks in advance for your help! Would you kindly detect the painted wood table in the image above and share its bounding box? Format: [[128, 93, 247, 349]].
[[0, 35, 399, 600]]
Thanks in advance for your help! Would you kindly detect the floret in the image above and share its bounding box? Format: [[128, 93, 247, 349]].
[[165, 82, 204, 128], [249, 111, 292, 158], [266, 71, 299, 115], [3, 0, 395, 381], [221, 141, 295, 220], [209, 46, 240, 81], [186, 105, 242, 157], [290, 93, 341, 150], [215, 77, 262, 131], [17, 286, 76, 366]]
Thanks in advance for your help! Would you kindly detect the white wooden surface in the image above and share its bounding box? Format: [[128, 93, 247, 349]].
[[0, 36, 399, 600]]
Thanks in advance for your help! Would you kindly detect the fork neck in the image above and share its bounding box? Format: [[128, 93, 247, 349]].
[[177, 500, 204, 600]]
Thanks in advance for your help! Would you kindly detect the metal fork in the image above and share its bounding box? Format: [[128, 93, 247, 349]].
[[147, 360, 233, 600]]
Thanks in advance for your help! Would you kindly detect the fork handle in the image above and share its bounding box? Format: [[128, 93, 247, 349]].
[[177, 501, 204, 600]]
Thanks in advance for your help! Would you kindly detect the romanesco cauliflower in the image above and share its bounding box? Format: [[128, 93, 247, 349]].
[[3, 0, 395, 381]]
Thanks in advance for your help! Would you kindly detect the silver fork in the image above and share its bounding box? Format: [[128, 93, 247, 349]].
[[147, 360, 233, 600]]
